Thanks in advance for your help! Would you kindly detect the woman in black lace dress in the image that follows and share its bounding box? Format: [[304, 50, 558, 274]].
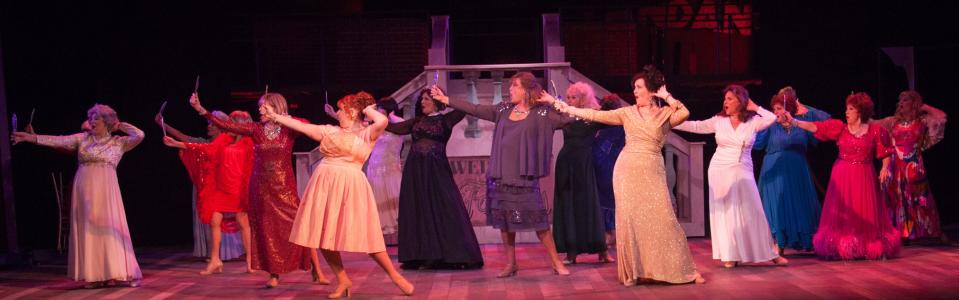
[[387, 89, 484, 269]]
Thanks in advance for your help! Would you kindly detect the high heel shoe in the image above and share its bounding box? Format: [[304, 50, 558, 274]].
[[264, 276, 279, 289], [199, 262, 224, 275], [723, 261, 738, 268], [552, 266, 571, 276], [496, 265, 518, 278], [562, 255, 577, 265], [391, 275, 414, 296], [598, 252, 616, 263], [327, 284, 352, 299], [693, 273, 706, 284], [772, 256, 789, 266]]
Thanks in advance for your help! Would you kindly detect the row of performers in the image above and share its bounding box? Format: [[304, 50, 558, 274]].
[[10, 65, 946, 297]]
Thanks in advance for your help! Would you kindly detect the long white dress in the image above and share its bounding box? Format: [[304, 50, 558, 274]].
[[673, 107, 779, 262], [365, 131, 403, 235], [36, 124, 144, 282]]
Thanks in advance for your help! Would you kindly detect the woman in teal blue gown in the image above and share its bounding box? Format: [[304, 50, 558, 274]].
[[754, 87, 829, 253]]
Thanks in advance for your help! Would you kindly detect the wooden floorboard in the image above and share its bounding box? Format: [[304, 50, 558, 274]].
[[1, 238, 957, 299]]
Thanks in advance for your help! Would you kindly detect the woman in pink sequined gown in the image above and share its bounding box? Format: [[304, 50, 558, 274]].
[[875, 91, 948, 243], [265, 92, 414, 298], [189, 93, 328, 288], [12, 104, 143, 288], [789, 93, 901, 260]]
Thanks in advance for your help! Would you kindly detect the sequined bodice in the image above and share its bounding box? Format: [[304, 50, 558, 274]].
[[77, 135, 126, 167], [837, 125, 882, 164]]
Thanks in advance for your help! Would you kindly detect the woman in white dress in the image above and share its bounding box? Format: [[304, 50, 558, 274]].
[[672, 85, 789, 268], [13, 104, 144, 288], [364, 98, 404, 236]]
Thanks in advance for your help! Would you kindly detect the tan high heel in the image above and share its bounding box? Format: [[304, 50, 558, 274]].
[[312, 267, 331, 285], [199, 261, 224, 275], [391, 275, 414, 296], [496, 265, 518, 278], [772, 256, 789, 266], [327, 284, 352, 299], [264, 275, 279, 288]]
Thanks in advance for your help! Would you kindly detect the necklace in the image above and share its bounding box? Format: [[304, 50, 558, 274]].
[[512, 107, 529, 114], [263, 122, 281, 140]]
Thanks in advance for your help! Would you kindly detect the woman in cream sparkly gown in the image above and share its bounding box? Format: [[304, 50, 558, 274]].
[[544, 66, 704, 285]]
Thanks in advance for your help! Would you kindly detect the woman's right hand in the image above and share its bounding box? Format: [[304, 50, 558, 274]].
[[324, 103, 336, 117], [11, 131, 36, 145], [162, 136, 185, 148], [189, 93, 207, 114], [260, 104, 277, 122], [429, 85, 450, 104]]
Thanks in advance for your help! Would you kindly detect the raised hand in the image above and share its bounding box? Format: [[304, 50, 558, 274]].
[[162, 136, 186, 149], [746, 98, 759, 111], [260, 103, 277, 121], [324, 103, 336, 116], [11, 131, 36, 145], [655, 85, 671, 100], [189, 93, 207, 114], [429, 85, 449, 104], [537, 90, 558, 104]]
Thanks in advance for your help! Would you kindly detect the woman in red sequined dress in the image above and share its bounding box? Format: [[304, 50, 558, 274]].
[[189, 93, 329, 288]]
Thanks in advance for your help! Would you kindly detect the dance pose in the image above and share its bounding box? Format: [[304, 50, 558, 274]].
[[386, 89, 484, 270], [875, 91, 948, 243], [672, 85, 788, 268], [163, 111, 255, 274], [265, 92, 414, 298], [431, 72, 572, 277], [544, 65, 704, 285], [189, 93, 327, 287], [551, 82, 612, 264], [13, 104, 144, 288], [787, 92, 901, 260], [155, 113, 246, 261], [754, 87, 830, 253]]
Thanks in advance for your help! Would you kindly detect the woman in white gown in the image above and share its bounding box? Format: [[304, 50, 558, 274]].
[[364, 98, 404, 236], [672, 85, 789, 268], [13, 104, 144, 287]]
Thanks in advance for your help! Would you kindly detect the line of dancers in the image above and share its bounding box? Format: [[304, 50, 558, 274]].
[[10, 65, 948, 296]]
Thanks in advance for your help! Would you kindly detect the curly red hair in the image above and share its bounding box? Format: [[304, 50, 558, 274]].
[[846, 92, 874, 121], [337, 91, 376, 115]]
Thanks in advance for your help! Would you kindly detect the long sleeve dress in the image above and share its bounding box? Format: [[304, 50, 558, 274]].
[[575, 106, 699, 284], [36, 124, 144, 282], [673, 107, 780, 263], [877, 113, 947, 241], [753, 106, 830, 251], [207, 115, 312, 273], [811, 120, 900, 260], [446, 98, 571, 232], [386, 111, 484, 268], [552, 120, 608, 257], [288, 125, 387, 253]]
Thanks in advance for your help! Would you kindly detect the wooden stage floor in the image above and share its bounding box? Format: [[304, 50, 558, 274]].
[[1, 238, 958, 299]]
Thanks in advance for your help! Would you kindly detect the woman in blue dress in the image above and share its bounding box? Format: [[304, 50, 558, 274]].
[[753, 87, 829, 254]]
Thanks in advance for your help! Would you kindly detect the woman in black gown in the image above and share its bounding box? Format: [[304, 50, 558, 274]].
[[552, 82, 614, 264], [387, 89, 484, 269]]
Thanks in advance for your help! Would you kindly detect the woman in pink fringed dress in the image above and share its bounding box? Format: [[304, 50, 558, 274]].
[[789, 92, 901, 260]]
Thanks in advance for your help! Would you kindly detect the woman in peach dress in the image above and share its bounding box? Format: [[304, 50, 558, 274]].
[[266, 92, 413, 299]]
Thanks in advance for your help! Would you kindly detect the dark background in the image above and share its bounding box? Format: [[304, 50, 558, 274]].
[[1, 0, 956, 256]]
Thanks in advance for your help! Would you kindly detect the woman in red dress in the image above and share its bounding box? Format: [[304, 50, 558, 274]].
[[189, 93, 329, 288], [163, 111, 255, 274], [788, 93, 901, 260]]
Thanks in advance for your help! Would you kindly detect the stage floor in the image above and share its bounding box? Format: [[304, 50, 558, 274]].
[[1, 238, 957, 299]]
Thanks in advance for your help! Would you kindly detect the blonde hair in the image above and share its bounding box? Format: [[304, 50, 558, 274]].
[[259, 93, 288, 116], [566, 82, 599, 109]]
